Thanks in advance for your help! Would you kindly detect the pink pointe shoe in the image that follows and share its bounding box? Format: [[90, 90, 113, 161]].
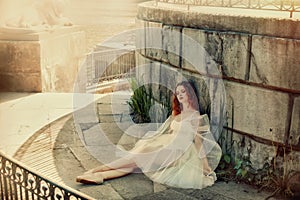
[[76, 172, 104, 185]]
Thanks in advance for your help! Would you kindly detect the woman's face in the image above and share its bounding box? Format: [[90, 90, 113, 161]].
[[175, 85, 189, 104]]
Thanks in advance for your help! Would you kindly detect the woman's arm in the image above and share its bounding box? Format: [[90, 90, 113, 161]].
[[194, 134, 203, 153], [190, 115, 210, 157]]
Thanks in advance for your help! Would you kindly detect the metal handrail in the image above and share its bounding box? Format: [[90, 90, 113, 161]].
[[86, 48, 136, 91], [0, 150, 93, 200], [155, 0, 300, 18]]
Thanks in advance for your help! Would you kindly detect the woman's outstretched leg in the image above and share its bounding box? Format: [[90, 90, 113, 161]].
[[85, 156, 136, 174], [76, 167, 136, 184]]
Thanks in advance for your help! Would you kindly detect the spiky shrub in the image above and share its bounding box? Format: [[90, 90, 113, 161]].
[[127, 78, 153, 123]]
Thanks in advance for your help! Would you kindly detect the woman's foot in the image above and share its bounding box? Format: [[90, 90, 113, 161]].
[[205, 171, 217, 181], [76, 172, 104, 185]]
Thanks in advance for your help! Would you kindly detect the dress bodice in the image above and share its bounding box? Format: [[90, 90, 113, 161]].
[[166, 113, 200, 151], [170, 119, 182, 131], [170, 111, 199, 132]]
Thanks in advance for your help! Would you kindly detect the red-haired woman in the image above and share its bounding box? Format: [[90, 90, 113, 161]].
[[76, 81, 221, 189]]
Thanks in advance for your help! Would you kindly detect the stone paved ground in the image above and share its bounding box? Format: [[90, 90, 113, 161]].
[[50, 91, 277, 200], [13, 90, 291, 199]]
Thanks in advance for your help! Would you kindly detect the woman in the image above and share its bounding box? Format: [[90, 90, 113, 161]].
[[76, 81, 222, 189]]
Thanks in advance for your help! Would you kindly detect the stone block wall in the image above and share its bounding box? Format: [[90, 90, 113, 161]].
[[0, 27, 86, 92], [0, 41, 42, 92], [135, 1, 300, 170]]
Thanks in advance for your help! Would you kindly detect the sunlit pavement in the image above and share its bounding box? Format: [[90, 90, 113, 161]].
[[0, 92, 108, 156], [60, 92, 273, 200], [0, 88, 277, 199]]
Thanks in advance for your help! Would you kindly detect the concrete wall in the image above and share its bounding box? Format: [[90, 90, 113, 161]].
[[136, 2, 300, 170], [0, 40, 42, 92], [0, 27, 86, 92]]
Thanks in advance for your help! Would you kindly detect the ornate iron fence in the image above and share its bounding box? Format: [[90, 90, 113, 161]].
[[86, 48, 136, 92], [155, 0, 300, 17], [0, 151, 93, 200]]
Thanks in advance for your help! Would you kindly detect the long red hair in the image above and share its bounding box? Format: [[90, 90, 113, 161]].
[[172, 81, 199, 116]]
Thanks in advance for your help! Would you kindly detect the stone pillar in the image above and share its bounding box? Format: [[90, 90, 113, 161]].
[[0, 27, 86, 92]]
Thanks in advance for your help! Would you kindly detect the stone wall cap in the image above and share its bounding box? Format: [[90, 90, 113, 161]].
[[0, 25, 82, 41], [138, 1, 300, 39]]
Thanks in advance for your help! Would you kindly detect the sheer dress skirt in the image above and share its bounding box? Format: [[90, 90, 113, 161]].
[[116, 114, 221, 189]]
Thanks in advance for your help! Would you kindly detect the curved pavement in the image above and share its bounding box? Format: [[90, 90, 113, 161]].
[[11, 91, 274, 200]]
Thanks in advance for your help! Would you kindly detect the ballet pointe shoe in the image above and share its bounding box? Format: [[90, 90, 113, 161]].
[[76, 172, 104, 185]]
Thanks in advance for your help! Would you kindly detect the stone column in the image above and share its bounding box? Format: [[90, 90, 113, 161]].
[[0, 0, 86, 92]]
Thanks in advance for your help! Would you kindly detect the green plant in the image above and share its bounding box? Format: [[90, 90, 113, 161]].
[[127, 78, 154, 123], [234, 156, 252, 178], [218, 153, 231, 170]]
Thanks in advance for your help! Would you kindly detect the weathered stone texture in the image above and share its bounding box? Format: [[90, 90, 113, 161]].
[[0, 41, 41, 91], [0, 28, 85, 92], [199, 30, 223, 65], [0, 41, 40, 73], [40, 30, 86, 92], [136, 19, 147, 55], [206, 77, 226, 139], [145, 21, 163, 60], [0, 73, 41, 92], [225, 81, 289, 143], [250, 36, 300, 91], [232, 132, 276, 169], [162, 25, 181, 67], [159, 63, 182, 91], [138, 2, 300, 39], [182, 28, 249, 80], [290, 97, 300, 146], [181, 28, 209, 75], [222, 32, 249, 80], [148, 61, 161, 101], [135, 52, 152, 84]]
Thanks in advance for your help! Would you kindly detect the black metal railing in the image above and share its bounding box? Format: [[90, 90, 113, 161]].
[[155, 0, 300, 18], [86, 48, 136, 92], [0, 151, 93, 200]]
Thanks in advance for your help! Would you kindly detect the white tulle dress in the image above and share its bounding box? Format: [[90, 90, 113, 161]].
[[117, 111, 222, 189]]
